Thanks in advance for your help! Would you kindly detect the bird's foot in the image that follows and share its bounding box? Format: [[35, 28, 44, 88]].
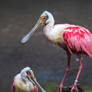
[[71, 82, 79, 92], [57, 84, 80, 92], [57, 85, 63, 92], [57, 86, 72, 92]]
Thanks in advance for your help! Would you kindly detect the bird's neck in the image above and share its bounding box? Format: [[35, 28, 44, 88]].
[[44, 16, 55, 32], [43, 23, 55, 43], [21, 75, 29, 83], [22, 78, 27, 84], [47, 15, 55, 27]]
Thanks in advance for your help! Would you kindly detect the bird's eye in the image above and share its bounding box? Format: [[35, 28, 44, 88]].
[[26, 71, 32, 76], [28, 72, 32, 76], [41, 16, 46, 21], [43, 17, 46, 19]]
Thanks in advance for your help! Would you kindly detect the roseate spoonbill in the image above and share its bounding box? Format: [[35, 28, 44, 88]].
[[12, 67, 46, 92], [21, 11, 92, 92]]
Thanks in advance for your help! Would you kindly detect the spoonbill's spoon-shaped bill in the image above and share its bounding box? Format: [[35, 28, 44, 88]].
[[27, 70, 46, 92], [28, 73, 46, 92], [21, 18, 44, 44], [34, 79, 46, 92]]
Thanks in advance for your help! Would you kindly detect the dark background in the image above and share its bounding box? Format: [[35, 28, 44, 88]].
[[0, 0, 92, 92]]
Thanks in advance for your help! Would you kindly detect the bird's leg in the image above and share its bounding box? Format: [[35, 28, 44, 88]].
[[57, 52, 71, 92], [71, 55, 83, 92]]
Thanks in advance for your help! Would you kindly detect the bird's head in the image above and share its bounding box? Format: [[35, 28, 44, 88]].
[[21, 11, 54, 44], [21, 67, 35, 82], [21, 67, 46, 92], [40, 11, 54, 25]]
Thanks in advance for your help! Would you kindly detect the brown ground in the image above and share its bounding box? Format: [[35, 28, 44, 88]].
[[0, 0, 92, 92]]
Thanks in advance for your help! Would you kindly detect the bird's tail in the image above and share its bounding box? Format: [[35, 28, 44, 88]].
[[81, 34, 92, 58]]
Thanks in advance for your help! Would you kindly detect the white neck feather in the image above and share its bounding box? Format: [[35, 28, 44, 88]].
[[43, 12, 55, 32], [47, 12, 55, 27]]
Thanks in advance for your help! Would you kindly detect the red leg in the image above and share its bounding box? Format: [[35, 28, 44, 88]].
[[57, 52, 71, 92], [71, 55, 83, 92]]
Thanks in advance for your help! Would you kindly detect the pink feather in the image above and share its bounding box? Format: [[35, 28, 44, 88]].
[[63, 26, 92, 57]]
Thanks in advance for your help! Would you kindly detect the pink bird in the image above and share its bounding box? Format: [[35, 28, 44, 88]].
[[12, 67, 46, 92], [21, 11, 92, 92]]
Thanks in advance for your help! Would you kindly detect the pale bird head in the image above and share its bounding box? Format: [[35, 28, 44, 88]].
[[20, 67, 46, 92], [21, 11, 54, 44], [21, 67, 36, 85]]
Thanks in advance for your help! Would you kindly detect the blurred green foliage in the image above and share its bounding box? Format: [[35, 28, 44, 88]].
[[39, 81, 92, 92]]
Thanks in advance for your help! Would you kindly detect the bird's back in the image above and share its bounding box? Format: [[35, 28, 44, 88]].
[[62, 25, 92, 57]]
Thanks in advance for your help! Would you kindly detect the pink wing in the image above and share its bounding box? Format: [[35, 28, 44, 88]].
[[12, 81, 15, 92], [34, 85, 38, 92], [63, 26, 92, 57]]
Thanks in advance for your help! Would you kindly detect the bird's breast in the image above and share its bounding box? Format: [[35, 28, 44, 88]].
[[43, 29, 64, 44], [14, 79, 35, 92]]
